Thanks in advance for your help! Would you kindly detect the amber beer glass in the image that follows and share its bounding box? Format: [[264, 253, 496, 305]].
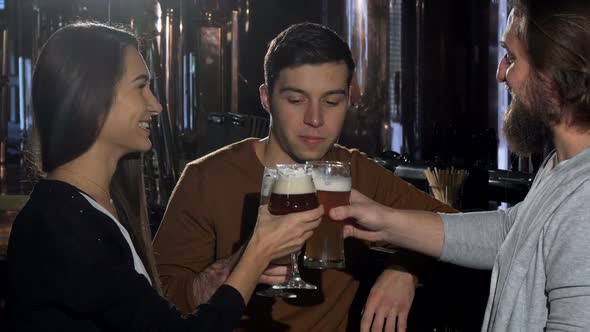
[[268, 164, 318, 290], [304, 161, 351, 269]]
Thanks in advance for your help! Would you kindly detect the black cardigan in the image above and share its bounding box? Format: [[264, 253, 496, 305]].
[[7, 179, 245, 331]]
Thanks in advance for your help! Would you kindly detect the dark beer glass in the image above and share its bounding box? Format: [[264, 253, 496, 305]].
[[304, 161, 351, 269], [256, 167, 297, 298], [268, 164, 318, 290]]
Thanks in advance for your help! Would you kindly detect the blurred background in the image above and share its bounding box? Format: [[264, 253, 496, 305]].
[[0, 0, 540, 330], [0, 0, 535, 208]]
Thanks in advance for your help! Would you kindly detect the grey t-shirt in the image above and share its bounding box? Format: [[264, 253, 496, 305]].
[[440, 151, 590, 331]]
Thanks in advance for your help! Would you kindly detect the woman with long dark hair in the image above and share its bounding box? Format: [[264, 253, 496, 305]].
[[7, 22, 321, 331]]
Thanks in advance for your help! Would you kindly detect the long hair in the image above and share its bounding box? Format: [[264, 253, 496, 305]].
[[510, 0, 590, 128], [31, 22, 162, 293]]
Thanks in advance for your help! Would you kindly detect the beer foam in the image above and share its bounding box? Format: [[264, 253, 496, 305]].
[[277, 166, 308, 178], [273, 174, 315, 194], [312, 174, 352, 192]]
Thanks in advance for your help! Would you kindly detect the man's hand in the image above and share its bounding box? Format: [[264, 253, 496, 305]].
[[331, 190, 396, 243], [362, 268, 417, 332]]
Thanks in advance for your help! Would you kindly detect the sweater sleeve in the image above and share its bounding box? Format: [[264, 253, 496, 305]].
[[38, 203, 245, 331], [439, 204, 519, 269], [349, 151, 457, 275], [153, 163, 216, 313], [353, 155, 456, 214], [544, 181, 590, 330]]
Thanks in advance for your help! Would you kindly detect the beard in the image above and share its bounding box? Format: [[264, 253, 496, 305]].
[[502, 77, 557, 157]]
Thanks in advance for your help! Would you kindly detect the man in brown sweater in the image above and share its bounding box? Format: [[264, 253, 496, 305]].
[[153, 23, 455, 332]]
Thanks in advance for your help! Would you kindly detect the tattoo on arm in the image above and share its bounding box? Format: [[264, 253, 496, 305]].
[[191, 247, 244, 305]]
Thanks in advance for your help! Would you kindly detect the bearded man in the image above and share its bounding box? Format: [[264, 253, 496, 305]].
[[327, 0, 590, 330]]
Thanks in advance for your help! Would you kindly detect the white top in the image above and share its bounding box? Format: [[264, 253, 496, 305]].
[[79, 192, 152, 285]]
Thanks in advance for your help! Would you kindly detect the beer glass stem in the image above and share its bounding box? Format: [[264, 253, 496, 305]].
[[290, 252, 302, 279], [272, 251, 317, 290]]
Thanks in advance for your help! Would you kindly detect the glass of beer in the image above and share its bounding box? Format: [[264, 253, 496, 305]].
[[256, 167, 297, 298], [259, 167, 277, 205], [304, 161, 351, 269], [268, 163, 318, 290]]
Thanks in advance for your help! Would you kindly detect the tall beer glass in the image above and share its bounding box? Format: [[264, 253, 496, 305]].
[[304, 161, 351, 269], [268, 164, 318, 290], [256, 167, 297, 298], [259, 167, 276, 205]]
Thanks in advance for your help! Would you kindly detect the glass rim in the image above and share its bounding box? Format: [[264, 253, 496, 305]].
[[305, 161, 351, 166], [263, 167, 278, 174], [274, 163, 307, 168]]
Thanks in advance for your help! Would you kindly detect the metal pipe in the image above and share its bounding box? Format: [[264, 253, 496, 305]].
[[136, 0, 179, 205], [341, 0, 391, 156], [414, 0, 424, 160], [230, 9, 238, 114], [1, 28, 8, 164]]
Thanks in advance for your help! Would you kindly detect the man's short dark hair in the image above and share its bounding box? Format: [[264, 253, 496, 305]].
[[263, 22, 355, 94], [510, 0, 590, 128]]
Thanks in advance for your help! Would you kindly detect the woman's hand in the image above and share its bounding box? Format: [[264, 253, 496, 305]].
[[249, 205, 323, 263], [225, 205, 321, 304], [329, 189, 396, 243]]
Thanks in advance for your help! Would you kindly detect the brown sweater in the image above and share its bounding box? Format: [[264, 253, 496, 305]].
[[153, 138, 455, 331]]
